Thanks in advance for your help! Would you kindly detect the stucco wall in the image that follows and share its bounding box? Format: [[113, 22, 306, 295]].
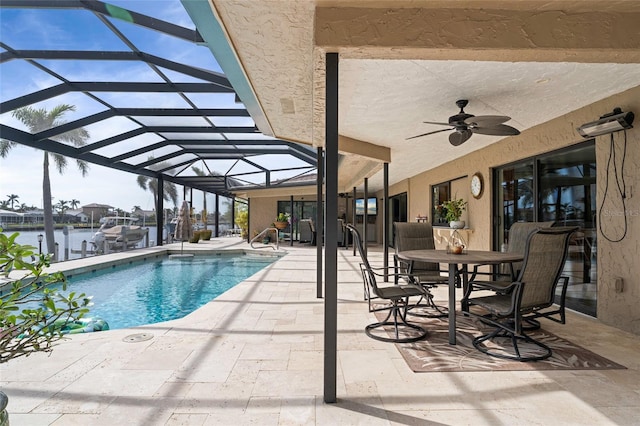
[[387, 86, 640, 334], [248, 194, 320, 239]]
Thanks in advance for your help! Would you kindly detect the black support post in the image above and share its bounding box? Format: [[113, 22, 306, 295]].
[[156, 175, 164, 246], [323, 52, 338, 404], [290, 195, 294, 246], [352, 186, 357, 256], [363, 177, 368, 258], [215, 194, 219, 237], [317, 147, 324, 299], [383, 163, 390, 281]]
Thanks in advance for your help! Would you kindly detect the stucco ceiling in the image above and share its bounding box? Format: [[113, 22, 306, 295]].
[[206, 0, 640, 193]]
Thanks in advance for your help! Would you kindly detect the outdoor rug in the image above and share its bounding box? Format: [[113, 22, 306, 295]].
[[375, 311, 626, 372]]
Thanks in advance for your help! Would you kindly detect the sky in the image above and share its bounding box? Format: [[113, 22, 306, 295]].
[[0, 144, 160, 211], [0, 1, 281, 213]]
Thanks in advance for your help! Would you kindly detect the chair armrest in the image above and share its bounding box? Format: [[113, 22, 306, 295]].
[[393, 255, 411, 271], [462, 279, 520, 302], [468, 263, 513, 282], [368, 264, 420, 285], [470, 280, 518, 292], [468, 263, 491, 281], [394, 254, 448, 272], [556, 276, 570, 309]]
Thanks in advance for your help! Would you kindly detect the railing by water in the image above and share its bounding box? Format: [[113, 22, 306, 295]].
[[250, 227, 280, 250]]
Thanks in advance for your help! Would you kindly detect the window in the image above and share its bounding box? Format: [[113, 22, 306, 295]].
[[431, 181, 451, 226]]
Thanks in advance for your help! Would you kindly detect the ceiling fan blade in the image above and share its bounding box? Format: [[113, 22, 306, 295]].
[[464, 115, 511, 127], [472, 124, 521, 136], [422, 121, 452, 126], [406, 127, 452, 140], [449, 129, 472, 146]]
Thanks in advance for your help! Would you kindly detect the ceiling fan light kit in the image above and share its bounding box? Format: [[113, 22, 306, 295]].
[[577, 108, 634, 138], [407, 99, 520, 146]]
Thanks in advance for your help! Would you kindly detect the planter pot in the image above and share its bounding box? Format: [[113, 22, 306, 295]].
[[189, 231, 201, 243], [449, 220, 465, 229], [274, 221, 289, 230], [200, 229, 212, 240]]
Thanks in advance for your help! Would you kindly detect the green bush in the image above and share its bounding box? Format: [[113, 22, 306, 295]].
[[235, 210, 248, 239], [0, 229, 92, 363]]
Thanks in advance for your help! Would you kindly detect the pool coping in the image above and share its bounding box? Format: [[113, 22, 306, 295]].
[[0, 238, 287, 295]]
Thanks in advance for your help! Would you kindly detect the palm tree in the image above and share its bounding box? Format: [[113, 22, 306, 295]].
[[0, 105, 90, 255], [136, 159, 178, 214], [55, 200, 70, 222], [6, 194, 19, 210], [70, 199, 80, 210], [0, 200, 9, 210]]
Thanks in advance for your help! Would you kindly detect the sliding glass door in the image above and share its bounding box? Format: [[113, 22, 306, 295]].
[[493, 141, 597, 317], [277, 200, 318, 241]]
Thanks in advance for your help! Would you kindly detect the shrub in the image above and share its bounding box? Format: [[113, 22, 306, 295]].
[[0, 229, 92, 363]]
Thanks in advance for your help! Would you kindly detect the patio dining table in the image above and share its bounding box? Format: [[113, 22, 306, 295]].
[[397, 249, 523, 345]]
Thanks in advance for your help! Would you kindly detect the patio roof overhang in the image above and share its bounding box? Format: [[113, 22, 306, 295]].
[[0, 0, 318, 198]]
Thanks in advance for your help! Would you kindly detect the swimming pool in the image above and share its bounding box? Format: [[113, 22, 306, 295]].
[[58, 253, 278, 330]]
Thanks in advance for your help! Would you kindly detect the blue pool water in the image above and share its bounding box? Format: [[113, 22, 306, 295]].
[[59, 254, 277, 330]]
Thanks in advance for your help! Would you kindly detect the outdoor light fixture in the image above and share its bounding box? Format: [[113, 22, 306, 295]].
[[37, 233, 43, 254], [578, 108, 634, 137]]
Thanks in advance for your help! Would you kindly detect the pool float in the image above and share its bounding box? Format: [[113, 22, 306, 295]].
[[50, 317, 110, 334]]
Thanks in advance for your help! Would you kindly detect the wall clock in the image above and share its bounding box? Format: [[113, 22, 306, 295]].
[[470, 172, 484, 199]]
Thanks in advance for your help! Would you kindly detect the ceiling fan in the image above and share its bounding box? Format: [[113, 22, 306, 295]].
[[407, 99, 520, 146]]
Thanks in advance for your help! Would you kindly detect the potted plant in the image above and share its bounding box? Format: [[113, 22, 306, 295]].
[[440, 197, 468, 229], [1, 229, 92, 424], [235, 210, 248, 239], [274, 212, 290, 230]]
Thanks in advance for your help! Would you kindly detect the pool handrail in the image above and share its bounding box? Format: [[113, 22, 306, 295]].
[[250, 227, 280, 250]]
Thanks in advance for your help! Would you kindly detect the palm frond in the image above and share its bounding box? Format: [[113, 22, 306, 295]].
[[0, 140, 17, 158], [53, 154, 68, 174]]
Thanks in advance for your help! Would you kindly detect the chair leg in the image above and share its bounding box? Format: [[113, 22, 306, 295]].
[[472, 327, 552, 362], [365, 299, 428, 343], [407, 290, 448, 318]]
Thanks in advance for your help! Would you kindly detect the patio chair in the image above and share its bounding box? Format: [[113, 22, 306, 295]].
[[346, 224, 428, 343], [337, 218, 345, 247], [393, 222, 449, 318], [470, 221, 556, 284], [461, 227, 577, 361], [465, 221, 572, 327], [309, 219, 317, 246], [298, 219, 313, 243]]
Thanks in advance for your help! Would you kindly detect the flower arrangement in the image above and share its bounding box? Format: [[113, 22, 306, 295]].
[[439, 198, 467, 222], [275, 212, 290, 223]]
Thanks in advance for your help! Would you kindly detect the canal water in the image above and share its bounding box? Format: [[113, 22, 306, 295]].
[[9, 227, 160, 260]]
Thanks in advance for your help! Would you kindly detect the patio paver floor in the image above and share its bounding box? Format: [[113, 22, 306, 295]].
[[1, 238, 639, 425]]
